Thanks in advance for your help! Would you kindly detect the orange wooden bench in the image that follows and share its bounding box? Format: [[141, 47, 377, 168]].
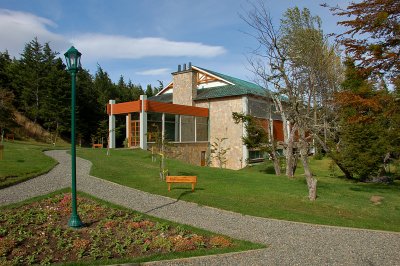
[[92, 143, 103, 148], [166, 176, 197, 192], [5, 133, 14, 142]]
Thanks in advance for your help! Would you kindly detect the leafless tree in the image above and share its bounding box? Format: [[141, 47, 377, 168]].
[[242, 2, 344, 200]]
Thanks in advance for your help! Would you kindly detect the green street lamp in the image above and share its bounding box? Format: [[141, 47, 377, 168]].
[[64, 46, 83, 228]]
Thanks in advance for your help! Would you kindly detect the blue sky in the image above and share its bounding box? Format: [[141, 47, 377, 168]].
[[0, 0, 350, 88]]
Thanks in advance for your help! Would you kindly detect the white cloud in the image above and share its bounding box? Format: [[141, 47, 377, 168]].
[[0, 9, 69, 57], [71, 34, 226, 61], [135, 68, 170, 76], [0, 9, 226, 61]]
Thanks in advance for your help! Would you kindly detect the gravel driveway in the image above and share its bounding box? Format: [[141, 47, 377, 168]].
[[1, 150, 399, 265]]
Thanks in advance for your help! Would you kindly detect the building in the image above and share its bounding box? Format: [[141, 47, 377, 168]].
[[107, 64, 285, 170]]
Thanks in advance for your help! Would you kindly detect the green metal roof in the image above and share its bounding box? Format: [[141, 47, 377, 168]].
[[150, 66, 275, 103], [194, 67, 271, 100], [148, 93, 172, 103]]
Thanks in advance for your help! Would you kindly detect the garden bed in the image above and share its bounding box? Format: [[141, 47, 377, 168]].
[[0, 191, 261, 265]]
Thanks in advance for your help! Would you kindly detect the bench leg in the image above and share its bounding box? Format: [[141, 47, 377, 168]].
[[168, 183, 171, 192], [192, 183, 195, 192]]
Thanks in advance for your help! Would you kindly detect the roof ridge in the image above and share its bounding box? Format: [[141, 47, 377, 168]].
[[194, 66, 263, 89]]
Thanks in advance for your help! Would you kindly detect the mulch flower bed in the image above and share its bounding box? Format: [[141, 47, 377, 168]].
[[0, 193, 232, 265]]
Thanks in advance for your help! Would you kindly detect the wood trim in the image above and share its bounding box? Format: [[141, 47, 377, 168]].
[[127, 114, 131, 147], [109, 99, 209, 117], [191, 66, 234, 85], [106, 104, 111, 115], [156, 82, 173, 96], [146, 100, 209, 117], [111, 101, 141, 115]]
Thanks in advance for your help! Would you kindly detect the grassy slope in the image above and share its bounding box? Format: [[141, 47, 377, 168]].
[[0, 140, 65, 188], [77, 148, 400, 232]]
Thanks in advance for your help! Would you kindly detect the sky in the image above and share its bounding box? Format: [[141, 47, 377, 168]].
[[0, 0, 351, 88]]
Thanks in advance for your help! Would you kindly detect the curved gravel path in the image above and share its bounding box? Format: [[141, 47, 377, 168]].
[[1, 150, 400, 265]]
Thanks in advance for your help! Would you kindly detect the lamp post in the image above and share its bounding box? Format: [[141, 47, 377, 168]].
[[64, 46, 83, 228]]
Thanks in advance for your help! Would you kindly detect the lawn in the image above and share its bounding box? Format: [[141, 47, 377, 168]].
[[0, 190, 262, 265], [0, 140, 65, 188], [77, 148, 400, 232]]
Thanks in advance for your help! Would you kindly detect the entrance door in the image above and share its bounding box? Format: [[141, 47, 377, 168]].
[[201, 151, 206, 166], [131, 120, 140, 147]]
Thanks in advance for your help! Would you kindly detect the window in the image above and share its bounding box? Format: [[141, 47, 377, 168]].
[[249, 150, 265, 162], [181, 115, 195, 142], [196, 117, 208, 141]]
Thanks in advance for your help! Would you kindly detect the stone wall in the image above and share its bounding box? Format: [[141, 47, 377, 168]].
[[172, 69, 197, 106], [196, 97, 245, 170], [148, 142, 209, 167]]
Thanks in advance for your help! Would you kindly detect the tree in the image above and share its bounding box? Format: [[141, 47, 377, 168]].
[[0, 51, 12, 91], [40, 43, 70, 144], [334, 59, 396, 180], [94, 65, 116, 106], [324, 0, 400, 81], [233, 112, 281, 175], [210, 137, 230, 169], [145, 84, 154, 97], [243, 3, 343, 200], [17, 38, 45, 123], [0, 88, 16, 141]]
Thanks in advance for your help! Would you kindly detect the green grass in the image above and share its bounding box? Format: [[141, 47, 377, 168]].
[[0, 140, 67, 188], [77, 148, 400, 232]]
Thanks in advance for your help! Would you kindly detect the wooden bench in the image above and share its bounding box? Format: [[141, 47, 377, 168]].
[[92, 143, 103, 148], [166, 176, 197, 192], [5, 133, 14, 142]]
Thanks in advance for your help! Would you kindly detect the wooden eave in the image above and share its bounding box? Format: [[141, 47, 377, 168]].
[[107, 100, 208, 117]]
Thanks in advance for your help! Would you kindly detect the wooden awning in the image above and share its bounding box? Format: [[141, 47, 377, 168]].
[[107, 100, 208, 117]]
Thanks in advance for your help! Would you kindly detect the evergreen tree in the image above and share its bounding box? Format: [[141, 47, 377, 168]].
[[40, 43, 70, 142], [145, 84, 154, 97], [18, 37, 45, 123], [76, 69, 103, 145], [0, 88, 16, 138], [0, 51, 12, 91], [94, 66, 115, 105], [335, 59, 391, 180]]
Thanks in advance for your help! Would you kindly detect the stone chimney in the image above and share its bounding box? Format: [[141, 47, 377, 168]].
[[172, 63, 197, 106]]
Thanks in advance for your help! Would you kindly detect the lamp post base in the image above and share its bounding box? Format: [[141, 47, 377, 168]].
[[68, 214, 83, 228]]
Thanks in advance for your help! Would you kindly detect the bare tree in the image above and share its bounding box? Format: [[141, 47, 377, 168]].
[[243, 3, 343, 200]]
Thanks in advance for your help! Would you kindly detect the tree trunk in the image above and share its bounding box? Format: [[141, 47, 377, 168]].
[[267, 110, 281, 176], [285, 123, 297, 178], [313, 133, 353, 179], [273, 155, 281, 175], [53, 121, 59, 146], [160, 136, 166, 180], [383, 152, 391, 173], [299, 128, 317, 201]]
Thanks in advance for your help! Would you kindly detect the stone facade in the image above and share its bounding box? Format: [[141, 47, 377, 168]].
[[196, 97, 245, 170], [172, 69, 197, 106], [148, 142, 209, 167]]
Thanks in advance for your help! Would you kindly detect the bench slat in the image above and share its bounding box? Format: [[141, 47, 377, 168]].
[[166, 176, 197, 192], [166, 176, 197, 183]]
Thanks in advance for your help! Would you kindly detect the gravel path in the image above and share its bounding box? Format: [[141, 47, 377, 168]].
[[1, 150, 400, 265]]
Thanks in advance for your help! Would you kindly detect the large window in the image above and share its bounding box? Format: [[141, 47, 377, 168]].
[[196, 117, 208, 141], [181, 115, 195, 142], [165, 114, 178, 141], [146, 113, 208, 143], [147, 112, 162, 142]]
